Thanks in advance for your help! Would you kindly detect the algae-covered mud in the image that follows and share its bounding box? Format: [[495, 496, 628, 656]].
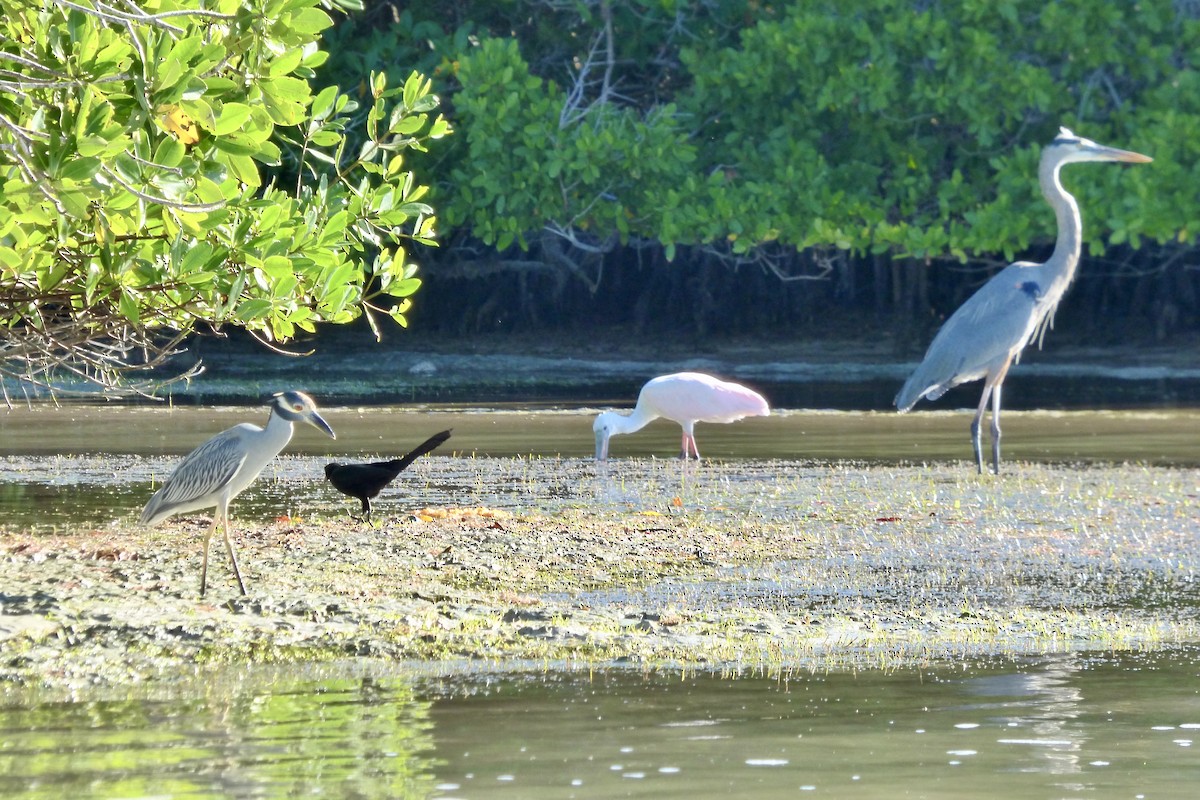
[[1, 458, 1197, 690]]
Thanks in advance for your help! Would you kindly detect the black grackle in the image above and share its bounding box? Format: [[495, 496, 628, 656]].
[[324, 429, 451, 523]]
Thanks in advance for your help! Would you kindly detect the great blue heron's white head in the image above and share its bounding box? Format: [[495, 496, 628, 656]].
[[1048, 127, 1153, 166], [270, 390, 336, 439]]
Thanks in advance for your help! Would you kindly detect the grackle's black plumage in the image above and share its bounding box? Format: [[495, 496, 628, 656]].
[[324, 429, 451, 523]]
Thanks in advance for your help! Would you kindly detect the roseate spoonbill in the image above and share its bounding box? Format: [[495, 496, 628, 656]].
[[140, 391, 336, 596], [324, 429, 452, 524], [895, 128, 1151, 474], [593, 372, 769, 460]]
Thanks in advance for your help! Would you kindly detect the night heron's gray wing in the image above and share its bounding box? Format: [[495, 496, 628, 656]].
[[140, 427, 251, 526]]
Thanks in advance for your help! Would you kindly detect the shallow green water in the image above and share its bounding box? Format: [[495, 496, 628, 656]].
[[2, 651, 1199, 798], [1, 405, 1198, 530], [427, 653, 1200, 798], [2, 403, 1199, 462]]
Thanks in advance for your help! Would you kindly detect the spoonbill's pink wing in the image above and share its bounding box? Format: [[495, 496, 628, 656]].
[[640, 373, 769, 424]]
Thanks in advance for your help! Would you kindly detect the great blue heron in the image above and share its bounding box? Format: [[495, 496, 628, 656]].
[[593, 372, 770, 460], [894, 128, 1151, 473], [140, 391, 336, 596], [324, 429, 452, 524]]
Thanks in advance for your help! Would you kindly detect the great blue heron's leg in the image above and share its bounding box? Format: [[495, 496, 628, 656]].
[[199, 518, 217, 598], [990, 383, 1003, 475], [973, 361, 1012, 475], [987, 360, 1013, 475], [220, 505, 247, 595], [971, 387, 992, 475]]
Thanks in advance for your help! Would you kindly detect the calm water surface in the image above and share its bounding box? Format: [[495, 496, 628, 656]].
[[3, 404, 1200, 462], [2, 651, 1199, 798], [2, 404, 1199, 530]]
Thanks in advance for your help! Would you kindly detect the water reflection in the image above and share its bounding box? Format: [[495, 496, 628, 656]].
[[0, 670, 437, 799], [2, 651, 1200, 797], [958, 653, 1086, 779], [425, 650, 1200, 798]]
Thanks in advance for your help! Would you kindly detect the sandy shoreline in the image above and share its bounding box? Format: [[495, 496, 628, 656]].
[[2, 459, 1198, 691]]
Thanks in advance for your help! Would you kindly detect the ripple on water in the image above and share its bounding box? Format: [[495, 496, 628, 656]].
[[6, 652, 1200, 798]]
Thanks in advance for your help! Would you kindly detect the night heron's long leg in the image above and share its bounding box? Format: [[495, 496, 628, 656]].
[[199, 518, 217, 597], [220, 505, 247, 595]]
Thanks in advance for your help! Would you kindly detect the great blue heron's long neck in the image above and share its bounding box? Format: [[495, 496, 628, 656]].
[[1039, 155, 1083, 297]]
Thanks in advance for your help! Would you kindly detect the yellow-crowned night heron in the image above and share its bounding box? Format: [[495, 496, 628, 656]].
[[140, 390, 336, 596]]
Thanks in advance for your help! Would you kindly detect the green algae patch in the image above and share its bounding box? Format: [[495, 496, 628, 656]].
[[1, 460, 1199, 689]]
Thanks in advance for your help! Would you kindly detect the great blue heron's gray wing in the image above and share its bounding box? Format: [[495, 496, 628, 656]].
[[143, 429, 250, 520], [939, 267, 1044, 362], [896, 263, 1044, 407]]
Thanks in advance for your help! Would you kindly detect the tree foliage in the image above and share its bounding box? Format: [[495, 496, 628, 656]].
[[0, 0, 449, 396], [325, 0, 1197, 296]]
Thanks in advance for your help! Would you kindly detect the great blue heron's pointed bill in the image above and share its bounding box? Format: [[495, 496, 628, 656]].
[[1052, 129, 1152, 164], [1090, 143, 1152, 164]]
